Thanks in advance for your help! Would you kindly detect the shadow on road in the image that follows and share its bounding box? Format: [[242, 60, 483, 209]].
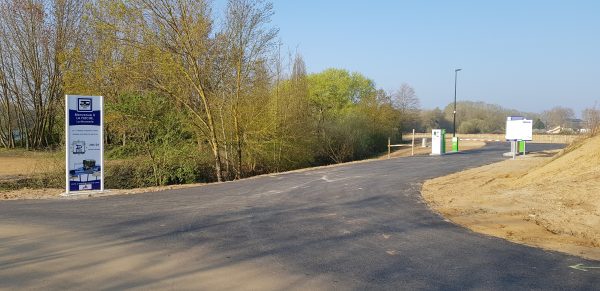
[[2, 142, 597, 289]]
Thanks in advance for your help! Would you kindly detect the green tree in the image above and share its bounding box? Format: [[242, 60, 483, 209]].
[[443, 101, 537, 134], [107, 93, 194, 186], [533, 118, 546, 130], [307, 69, 396, 162], [420, 108, 450, 132], [223, 0, 278, 178]]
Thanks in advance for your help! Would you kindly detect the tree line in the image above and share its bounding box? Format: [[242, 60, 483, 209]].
[[0, 0, 419, 186], [418, 102, 596, 135], [1, 0, 594, 187]]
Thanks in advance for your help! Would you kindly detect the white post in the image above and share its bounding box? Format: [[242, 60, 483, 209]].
[[100, 96, 105, 191], [511, 140, 516, 160], [65, 95, 70, 195]]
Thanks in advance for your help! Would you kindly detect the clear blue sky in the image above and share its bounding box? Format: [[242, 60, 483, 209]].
[[219, 0, 600, 115]]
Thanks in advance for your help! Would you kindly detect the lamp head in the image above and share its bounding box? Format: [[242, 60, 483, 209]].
[[455, 68, 462, 72]]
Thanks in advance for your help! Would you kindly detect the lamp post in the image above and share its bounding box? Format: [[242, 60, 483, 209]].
[[453, 68, 462, 137]]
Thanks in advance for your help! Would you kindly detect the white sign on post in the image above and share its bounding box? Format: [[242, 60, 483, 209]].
[[431, 129, 443, 155], [505, 116, 533, 141], [65, 95, 104, 194]]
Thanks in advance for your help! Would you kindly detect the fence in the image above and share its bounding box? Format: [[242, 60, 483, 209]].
[[403, 133, 578, 144], [388, 130, 415, 158]]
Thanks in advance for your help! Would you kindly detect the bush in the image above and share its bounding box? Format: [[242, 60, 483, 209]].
[[0, 172, 63, 191], [459, 119, 488, 134], [105, 155, 215, 189]]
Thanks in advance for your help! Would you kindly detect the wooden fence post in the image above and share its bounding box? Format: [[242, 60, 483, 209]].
[[411, 129, 415, 156], [388, 137, 391, 159]]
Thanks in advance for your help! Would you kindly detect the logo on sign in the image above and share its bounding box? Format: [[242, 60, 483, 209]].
[[78, 98, 92, 111], [72, 141, 86, 154]]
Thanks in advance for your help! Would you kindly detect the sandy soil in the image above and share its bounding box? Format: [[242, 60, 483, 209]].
[[422, 135, 600, 260], [0, 223, 345, 290]]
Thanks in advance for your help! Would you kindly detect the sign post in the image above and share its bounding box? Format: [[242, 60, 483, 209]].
[[505, 116, 533, 159], [65, 95, 104, 195]]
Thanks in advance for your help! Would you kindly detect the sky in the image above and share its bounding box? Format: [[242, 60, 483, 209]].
[[218, 0, 600, 115]]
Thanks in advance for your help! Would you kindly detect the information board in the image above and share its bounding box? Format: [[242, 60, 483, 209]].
[[65, 95, 104, 193], [506, 116, 533, 141]]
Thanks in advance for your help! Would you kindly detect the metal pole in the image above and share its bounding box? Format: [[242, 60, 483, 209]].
[[453, 68, 461, 137]]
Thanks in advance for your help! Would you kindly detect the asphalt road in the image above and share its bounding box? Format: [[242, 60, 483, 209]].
[[1, 143, 599, 290]]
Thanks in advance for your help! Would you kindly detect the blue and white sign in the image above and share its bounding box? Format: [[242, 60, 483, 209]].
[[66, 95, 104, 193]]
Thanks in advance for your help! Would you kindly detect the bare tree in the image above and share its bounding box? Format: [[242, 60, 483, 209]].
[[0, 0, 85, 149], [392, 84, 419, 111], [223, 0, 278, 178], [582, 105, 600, 135], [391, 83, 420, 136], [542, 106, 575, 129], [0, 29, 16, 148], [120, 0, 227, 181]]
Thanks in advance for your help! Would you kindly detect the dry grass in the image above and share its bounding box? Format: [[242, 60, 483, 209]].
[[0, 149, 62, 177]]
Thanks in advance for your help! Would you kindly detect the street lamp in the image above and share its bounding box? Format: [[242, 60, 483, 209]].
[[453, 68, 462, 137]]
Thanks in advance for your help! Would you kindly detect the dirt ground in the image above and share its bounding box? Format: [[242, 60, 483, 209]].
[[422, 134, 600, 260], [0, 150, 61, 177], [0, 184, 214, 200]]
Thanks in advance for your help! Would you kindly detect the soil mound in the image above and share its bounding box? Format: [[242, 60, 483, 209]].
[[422, 134, 600, 260]]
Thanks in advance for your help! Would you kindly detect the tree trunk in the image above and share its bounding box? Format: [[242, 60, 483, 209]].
[[234, 110, 242, 179], [219, 105, 230, 179]]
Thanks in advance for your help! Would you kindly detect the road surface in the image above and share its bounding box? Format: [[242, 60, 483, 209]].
[[1, 143, 598, 290]]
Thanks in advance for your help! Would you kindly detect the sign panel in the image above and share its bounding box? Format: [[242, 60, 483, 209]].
[[506, 116, 533, 141], [66, 95, 104, 193]]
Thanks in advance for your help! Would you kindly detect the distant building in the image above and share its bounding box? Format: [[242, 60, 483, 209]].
[[546, 119, 587, 134], [566, 118, 584, 130], [546, 126, 562, 134]]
